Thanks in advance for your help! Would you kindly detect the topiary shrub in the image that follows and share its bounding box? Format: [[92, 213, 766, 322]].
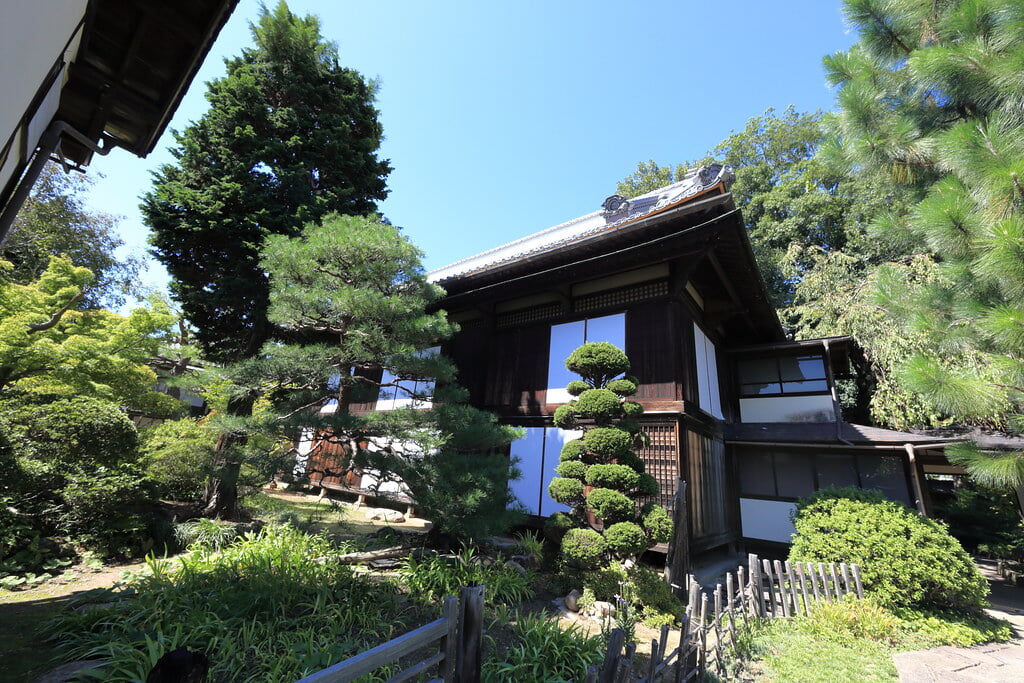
[[583, 428, 632, 462], [604, 522, 647, 556], [586, 463, 640, 490], [636, 473, 660, 497], [548, 477, 585, 506], [586, 488, 634, 522], [544, 512, 575, 544], [574, 389, 622, 421], [59, 465, 159, 559], [560, 440, 586, 462], [562, 528, 607, 568], [606, 379, 637, 396], [622, 400, 644, 416], [11, 397, 138, 467], [552, 404, 576, 429], [566, 380, 591, 396], [565, 342, 630, 385], [555, 460, 587, 480], [789, 491, 989, 610], [640, 502, 673, 544]]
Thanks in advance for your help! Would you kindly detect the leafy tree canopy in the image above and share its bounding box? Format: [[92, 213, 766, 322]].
[[142, 0, 391, 364]]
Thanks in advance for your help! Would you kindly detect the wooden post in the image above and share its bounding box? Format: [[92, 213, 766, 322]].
[[456, 584, 484, 683], [597, 628, 626, 683], [851, 564, 864, 599], [773, 560, 790, 618], [665, 480, 690, 599], [748, 554, 762, 618], [440, 595, 458, 681]]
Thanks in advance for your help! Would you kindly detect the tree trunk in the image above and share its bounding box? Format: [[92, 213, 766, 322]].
[[200, 395, 253, 519]]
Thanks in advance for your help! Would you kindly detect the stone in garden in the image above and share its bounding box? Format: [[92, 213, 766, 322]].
[[505, 559, 528, 577], [565, 589, 582, 612], [365, 508, 405, 522], [590, 600, 616, 618], [470, 555, 495, 566], [510, 553, 539, 568], [481, 536, 520, 553]]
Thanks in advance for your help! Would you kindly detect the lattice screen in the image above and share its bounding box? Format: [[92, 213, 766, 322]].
[[496, 302, 564, 329], [635, 422, 679, 511], [574, 279, 670, 314]]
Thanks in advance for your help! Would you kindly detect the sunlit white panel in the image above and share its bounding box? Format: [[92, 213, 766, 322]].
[[739, 395, 834, 423], [693, 323, 723, 419], [740, 498, 798, 543]]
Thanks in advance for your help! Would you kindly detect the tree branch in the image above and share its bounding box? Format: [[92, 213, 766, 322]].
[[26, 292, 84, 334]]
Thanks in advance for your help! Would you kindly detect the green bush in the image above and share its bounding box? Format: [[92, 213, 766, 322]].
[[565, 342, 630, 384], [606, 379, 637, 396], [622, 400, 644, 416], [400, 546, 533, 605], [617, 450, 645, 473], [640, 503, 674, 544], [893, 606, 1014, 647], [548, 477, 585, 505], [586, 463, 639, 491], [483, 611, 604, 682], [586, 487, 634, 522], [543, 512, 575, 544], [584, 563, 627, 601], [561, 528, 607, 568], [566, 380, 590, 396], [559, 440, 586, 462], [0, 498, 72, 586], [139, 418, 217, 500], [8, 397, 138, 467], [604, 522, 647, 556], [628, 564, 682, 616], [789, 491, 989, 610], [574, 389, 621, 420], [552, 404, 576, 429], [173, 518, 239, 551], [555, 460, 587, 480], [58, 466, 158, 559], [641, 606, 677, 629], [583, 428, 632, 461], [802, 596, 902, 645], [636, 472, 660, 497]]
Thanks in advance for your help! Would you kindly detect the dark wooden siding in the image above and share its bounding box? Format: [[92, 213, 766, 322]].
[[686, 428, 733, 549], [446, 319, 487, 405], [482, 325, 549, 414], [635, 421, 679, 511], [627, 301, 681, 401], [304, 438, 360, 489]]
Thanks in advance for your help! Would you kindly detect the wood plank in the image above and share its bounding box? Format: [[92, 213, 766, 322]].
[[387, 652, 445, 683], [441, 595, 458, 681], [852, 564, 864, 599], [774, 560, 790, 618], [296, 619, 448, 682], [457, 585, 484, 683]]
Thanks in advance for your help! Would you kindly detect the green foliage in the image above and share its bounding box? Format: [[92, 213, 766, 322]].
[[173, 519, 239, 551], [585, 463, 639, 491], [399, 546, 533, 605], [893, 606, 1014, 647], [640, 503, 674, 544], [606, 378, 637, 396], [548, 477, 585, 506], [933, 482, 1024, 562], [789, 492, 989, 610], [560, 528, 607, 568], [641, 607, 677, 629], [554, 460, 587, 481], [582, 563, 682, 618], [0, 498, 72, 586], [622, 400, 643, 416], [142, 2, 390, 364], [5, 396, 137, 467], [636, 473, 660, 497], [139, 419, 217, 500], [58, 466, 159, 560], [586, 488, 634, 522], [4, 163, 142, 308], [559, 439, 586, 462], [566, 380, 590, 396], [573, 388, 622, 421], [543, 513, 574, 544], [802, 596, 902, 645], [603, 522, 647, 557], [44, 525, 405, 681], [482, 611, 604, 683], [565, 342, 630, 386], [552, 403, 576, 429], [583, 428, 632, 462]]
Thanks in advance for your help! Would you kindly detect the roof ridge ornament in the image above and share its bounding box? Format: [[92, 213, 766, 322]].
[[601, 194, 630, 218]]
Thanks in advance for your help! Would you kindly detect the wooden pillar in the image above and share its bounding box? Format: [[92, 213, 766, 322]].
[[456, 584, 484, 683], [665, 479, 690, 599], [903, 443, 931, 516]]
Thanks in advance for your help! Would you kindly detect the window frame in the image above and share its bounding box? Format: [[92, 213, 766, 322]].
[[735, 353, 830, 399]]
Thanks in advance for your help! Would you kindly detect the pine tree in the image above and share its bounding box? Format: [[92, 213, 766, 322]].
[[831, 0, 1024, 485], [142, 1, 390, 364], [218, 214, 521, 538], [546, 343, 672, 567]]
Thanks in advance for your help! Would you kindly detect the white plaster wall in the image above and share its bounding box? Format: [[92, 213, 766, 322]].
[[740, 498, 798, 543], [739, 394, 834, 423]]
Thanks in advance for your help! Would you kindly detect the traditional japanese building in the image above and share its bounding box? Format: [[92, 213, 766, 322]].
[[425, 166, 958, 552]]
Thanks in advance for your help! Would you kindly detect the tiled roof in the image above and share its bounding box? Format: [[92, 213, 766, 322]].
[[428, 164, 735, 283]]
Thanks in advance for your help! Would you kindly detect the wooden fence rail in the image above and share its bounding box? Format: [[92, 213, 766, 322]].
[[593, 554, 863, 682], [295, 584, 483, 683]]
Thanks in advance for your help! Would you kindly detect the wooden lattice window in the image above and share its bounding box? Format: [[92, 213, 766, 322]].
[[574, 280, 670, 314], [496, 302, 564, 329], [635, 422, 678, 512]]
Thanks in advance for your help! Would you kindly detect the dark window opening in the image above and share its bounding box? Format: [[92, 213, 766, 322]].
[[737, 354, 828, 397]]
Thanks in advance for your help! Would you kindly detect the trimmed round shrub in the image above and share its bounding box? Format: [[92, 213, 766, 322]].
[[560, 440, 586, 462], [622, 400, 644, 417], [604, 521, 647, 556], [566, 380, 591, 397], [606, 379, 638, 396], [552, 404, 576, 429], [789, 493, 989, 610], [640, 502, 673, 544], [586, 487, 634, 522], [617, 451, 645, 474], [617, 419, 642, 435], [13, 397, 138, 467], [562, 528, 607, 568], [548, 477, 585, 505], [565, 343, 630, 384], [574, 389, 621, 420], [544, 512, 575, 544], [555, 460, 587, 481], [583, 428, 632, 461], [586, 463, 640, 491], [637, 473, 660, 497]]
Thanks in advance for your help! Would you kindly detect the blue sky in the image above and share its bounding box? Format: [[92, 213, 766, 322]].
[[83, 0, 856, 297]]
